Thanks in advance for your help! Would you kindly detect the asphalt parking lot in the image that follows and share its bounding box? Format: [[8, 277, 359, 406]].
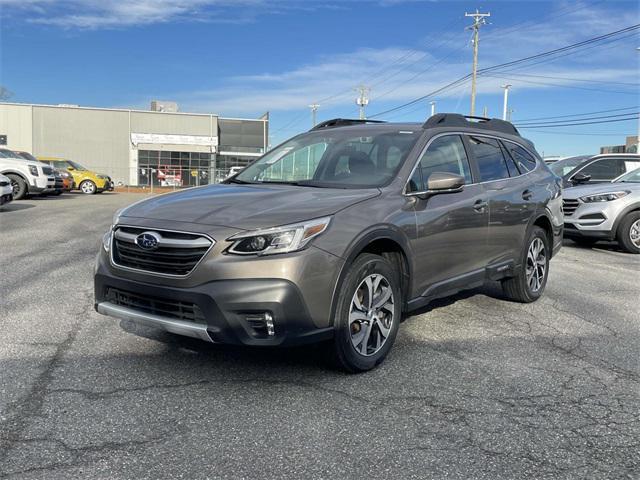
[[1, 192, 639, 479]]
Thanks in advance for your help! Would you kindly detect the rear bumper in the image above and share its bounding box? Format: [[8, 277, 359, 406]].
[[94, 270, 334, 346]]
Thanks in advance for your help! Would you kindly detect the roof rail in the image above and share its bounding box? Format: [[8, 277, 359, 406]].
[[422, 113, 520, 137], [310, 118, 387, 131]]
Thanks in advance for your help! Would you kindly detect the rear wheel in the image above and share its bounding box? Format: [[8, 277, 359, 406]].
[[617, 212, 640, 254], [329, 253, 401, 373], [7, 174, 27, 200], [80, 180, 97, 194], [502, 226, 550, 303]]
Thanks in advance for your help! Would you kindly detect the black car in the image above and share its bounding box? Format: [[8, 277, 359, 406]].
[[550, 154, 640, 188]]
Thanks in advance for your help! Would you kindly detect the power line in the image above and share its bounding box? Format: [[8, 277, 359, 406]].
[[369, 24, 640, 119], [516, 112, 640, 126], [517, 114, 639, 128], [483, 73, 639, 95], [515, 106, 639, 122], [483, 72, 639, 87]]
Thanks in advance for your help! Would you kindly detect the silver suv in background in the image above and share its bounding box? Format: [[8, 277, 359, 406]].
[[550, 153, 640, 188], [563, 168, 640, 253], [95, 114, 562, 372]]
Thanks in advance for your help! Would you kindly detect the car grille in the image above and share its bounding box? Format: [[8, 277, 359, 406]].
[[111, 226, 213, 276], [42, 166, 54, 175], [562, 199, 580, 217], [105, 287, 206, 324]]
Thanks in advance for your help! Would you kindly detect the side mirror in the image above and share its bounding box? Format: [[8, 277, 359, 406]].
[[427, 172, 465, 192], [571, 172, 591, 184], [407, 172, 465, 199], [67, 166, 75, 171]]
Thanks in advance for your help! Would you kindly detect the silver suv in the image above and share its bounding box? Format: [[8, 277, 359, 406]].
[[563, 168, 640, 253], [95, 114, 563, 372]]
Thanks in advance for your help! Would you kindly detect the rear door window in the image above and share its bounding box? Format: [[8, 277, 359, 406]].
[[506, 144, 537, 173], [467, 136, 510, 182]]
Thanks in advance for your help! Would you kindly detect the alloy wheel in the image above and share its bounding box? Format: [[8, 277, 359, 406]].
[[81, 181, 95, 194], [526, 237, 546, 293], [11, 180, 19, 196], [349, 274, 395, 357], [630, 219, 640, 248]]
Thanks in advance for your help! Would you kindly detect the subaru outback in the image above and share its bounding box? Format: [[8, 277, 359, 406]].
[[95, 114, 563, 372]]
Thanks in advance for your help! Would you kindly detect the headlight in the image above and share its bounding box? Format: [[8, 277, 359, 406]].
[[28, 165, 39, 176], [227, 217, 331, 256], [102, 231, 111, 252], [580, 191, 629, 203]]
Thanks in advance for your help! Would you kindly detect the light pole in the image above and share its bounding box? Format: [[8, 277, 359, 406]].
[[355, 85, 370, 120], [308, 104, 319, 127], [501, 84, 512, 121], [430, 101, 436, 117]]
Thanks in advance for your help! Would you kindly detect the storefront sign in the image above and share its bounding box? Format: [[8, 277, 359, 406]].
[[131, 133, 218, 148]]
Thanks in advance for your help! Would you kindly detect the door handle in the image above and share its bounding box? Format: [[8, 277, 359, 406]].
[[522, 189, 533, 200], [473, 199, 488, 212]]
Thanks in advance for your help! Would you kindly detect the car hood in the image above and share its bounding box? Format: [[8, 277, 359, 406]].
[[563, 182, 640, 199], [120, 183, 380, 230]]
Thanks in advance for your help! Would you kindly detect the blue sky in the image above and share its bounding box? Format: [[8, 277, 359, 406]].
[[1, 0, 638, 156]]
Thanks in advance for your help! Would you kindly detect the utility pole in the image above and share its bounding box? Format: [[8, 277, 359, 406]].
[[355, 85, 370, 120], [636, 48, 640, 153], [430, 101, 436, 117], [465, 9, 490, 116], [501, 84, 512, 121], [308, 103, 319, 127], [482, 106, 488, 118]]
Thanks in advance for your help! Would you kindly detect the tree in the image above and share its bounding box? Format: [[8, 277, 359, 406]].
[[0, 86, 13, 101]]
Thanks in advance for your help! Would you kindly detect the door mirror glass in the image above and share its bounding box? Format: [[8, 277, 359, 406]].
[[427, 172, 465, 192], [572, 172, 591, 184]]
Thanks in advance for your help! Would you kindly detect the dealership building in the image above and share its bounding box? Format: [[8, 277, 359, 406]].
[[0, 102, 268, 187]]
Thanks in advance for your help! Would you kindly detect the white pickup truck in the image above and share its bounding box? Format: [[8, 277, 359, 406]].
[[0, 148, 56, 200]]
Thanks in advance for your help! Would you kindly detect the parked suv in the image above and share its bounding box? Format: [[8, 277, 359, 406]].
[[0, 148, 56, 200], [550, 153, 640, 188], [563, 167, 640, 253], [95, 114, 563, 372], [15, 151, 74, 194]]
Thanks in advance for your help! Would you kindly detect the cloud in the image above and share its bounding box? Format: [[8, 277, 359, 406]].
[[160, 2, 639, 118]]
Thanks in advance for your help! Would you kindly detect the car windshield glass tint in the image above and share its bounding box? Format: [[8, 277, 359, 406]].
[[68, 161, 87, 170], [549, 156, 589, 176], [617, 168, 640, 183], [234, 128, 422, 188]]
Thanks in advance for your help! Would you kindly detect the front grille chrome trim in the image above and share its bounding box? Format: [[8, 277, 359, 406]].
[[97, 302, 213, 342], [110, 225, 215, 278]]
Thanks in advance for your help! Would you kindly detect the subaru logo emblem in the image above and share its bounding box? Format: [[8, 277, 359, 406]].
[[135, 232, 159, 250]]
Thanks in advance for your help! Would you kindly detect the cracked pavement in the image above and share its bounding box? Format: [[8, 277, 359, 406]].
[[1, 193, 639, 479]]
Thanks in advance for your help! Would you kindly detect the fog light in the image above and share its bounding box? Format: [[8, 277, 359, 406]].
[[264, 312, 274, 336]]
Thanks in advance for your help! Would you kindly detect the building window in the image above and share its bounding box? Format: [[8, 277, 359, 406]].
[[138, 150, 211, 187]]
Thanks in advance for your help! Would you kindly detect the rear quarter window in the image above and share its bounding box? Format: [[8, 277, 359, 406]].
[[506, 144, 537, 173]]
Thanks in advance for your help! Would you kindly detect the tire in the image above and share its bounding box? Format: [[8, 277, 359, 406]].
[[502, 226, 550, 303], [80, 180, 97, 194], [6, 174, 27, 200], [329, 253, 402, 373], [616, 212, 640, 254]]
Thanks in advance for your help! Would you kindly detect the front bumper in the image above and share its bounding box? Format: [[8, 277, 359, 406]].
[[95, 271, 334, 346], [563, 197, 626, 241], [0, 193, 13, 205], [98, 180, 114, 191]]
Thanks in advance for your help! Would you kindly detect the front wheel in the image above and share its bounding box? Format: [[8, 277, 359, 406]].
[[80, 180, 97, 194], [7, 174, 27, 200], [502, 226, 550, 303], [617, 212, 640, 254], [329, 253, 402, 373]]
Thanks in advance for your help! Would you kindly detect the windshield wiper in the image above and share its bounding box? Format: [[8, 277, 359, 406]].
[[259, 180, 329, 188], [225, 178, 253, 184]]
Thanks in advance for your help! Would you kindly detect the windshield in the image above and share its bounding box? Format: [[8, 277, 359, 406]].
[[234, 127, 422, 188], [549, 155, 591, 176], [616, 168, 640, 183], [17, 152, 38, 162], [67, 160, 87, 170]]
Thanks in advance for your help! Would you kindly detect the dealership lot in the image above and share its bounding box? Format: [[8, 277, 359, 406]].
[[1, 193, 638, 479]]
